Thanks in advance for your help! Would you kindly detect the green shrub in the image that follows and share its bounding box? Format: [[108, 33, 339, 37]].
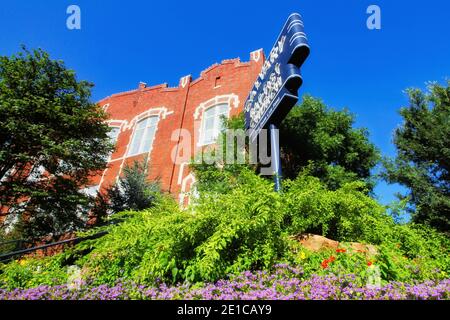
[[283, 174, 386, 241], [75, 168, 449, 285], [0, 255, 69, 290], [1, 168, 448, 289], [80, 170, 288, 285]]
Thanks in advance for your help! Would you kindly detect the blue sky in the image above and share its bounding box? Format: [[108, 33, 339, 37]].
[[1, 0, 449, 205]]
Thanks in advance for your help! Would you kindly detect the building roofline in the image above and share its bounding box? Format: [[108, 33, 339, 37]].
[[97, 49, 264, 104]]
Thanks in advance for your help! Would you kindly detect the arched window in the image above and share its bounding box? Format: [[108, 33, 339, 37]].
[[199, 104, 229, 146], [128, 116, 159, 156], [108, 127, 121, 146], [105, 126, 121, 161]]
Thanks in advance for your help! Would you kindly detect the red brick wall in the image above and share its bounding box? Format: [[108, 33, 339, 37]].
[[95, 49, 264, 205]]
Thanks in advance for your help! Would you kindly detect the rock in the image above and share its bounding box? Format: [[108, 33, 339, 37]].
[[297, 234, 339, 252], [295, 233, 378, 257], [348, 242, 378, 257]]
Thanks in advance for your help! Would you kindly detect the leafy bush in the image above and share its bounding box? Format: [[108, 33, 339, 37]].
[[79, 171, 288, 285], [74, 169, 450, 285], [283, 174, 386, 240], [279, 96, 380, 190], [383, 81, 450, 233], [0, 255, 69, 291], [1, 168, 448, 289]]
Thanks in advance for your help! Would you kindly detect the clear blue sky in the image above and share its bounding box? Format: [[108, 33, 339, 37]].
[[1, 0, 449, 205]]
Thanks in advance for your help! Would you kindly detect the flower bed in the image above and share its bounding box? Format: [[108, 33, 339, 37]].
[[1, 265, 449, 300]]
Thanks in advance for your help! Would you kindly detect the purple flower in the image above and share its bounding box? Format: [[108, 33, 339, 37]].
[[1, 269, 449, 300]]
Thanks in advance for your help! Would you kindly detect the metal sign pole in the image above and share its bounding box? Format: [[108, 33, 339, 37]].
[[270, 123, 282, 192]]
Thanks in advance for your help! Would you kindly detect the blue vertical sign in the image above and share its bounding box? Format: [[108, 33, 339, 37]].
[[244, 13, 310, 142], [244, 13, 310, 191]]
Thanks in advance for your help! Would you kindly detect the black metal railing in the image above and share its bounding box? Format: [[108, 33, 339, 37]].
[[0, 231, 107, 263], [0, 238, 32, 254]]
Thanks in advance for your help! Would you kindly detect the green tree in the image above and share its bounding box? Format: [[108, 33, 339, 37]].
[[0, 47, 113, 237], [384, 81, 450, 233], [279, 95, 380, 190], [193, 96, 379, 193], [192, 115, 255, 194], [96, 158, 160, 216]]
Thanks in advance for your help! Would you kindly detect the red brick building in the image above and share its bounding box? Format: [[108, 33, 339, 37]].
[[90, 49, 264, 206]]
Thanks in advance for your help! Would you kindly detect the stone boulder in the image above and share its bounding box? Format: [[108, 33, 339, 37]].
[[296, 234, 339, 251], [348, 242, 378, 257], [295, 233, 378, 257]]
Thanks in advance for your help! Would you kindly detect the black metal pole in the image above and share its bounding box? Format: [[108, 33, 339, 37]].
[[270, 123, 282, 192]]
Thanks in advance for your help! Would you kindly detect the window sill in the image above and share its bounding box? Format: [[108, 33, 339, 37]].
[[127, 151, 150, 158]]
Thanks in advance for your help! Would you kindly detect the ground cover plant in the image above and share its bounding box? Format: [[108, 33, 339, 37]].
[[1, 265, 449, 300], [1, 168, 449, 299]]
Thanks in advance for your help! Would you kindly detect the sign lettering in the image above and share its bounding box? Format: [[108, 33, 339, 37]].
[[245, 13, 310, 142]]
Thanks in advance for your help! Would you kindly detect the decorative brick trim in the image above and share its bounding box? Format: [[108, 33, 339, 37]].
[[106, 120, 128, 132], [193, 94, 239, 120], [250, 49, 264, 62], [177, 162, 190, 186], [124, 107, 174, 131], [194, 94, 240, 147], [179, 173, 196, 207]]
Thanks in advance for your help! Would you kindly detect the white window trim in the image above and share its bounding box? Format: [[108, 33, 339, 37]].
[[107, 126, 121, 141], [125, 107, 173, 131], [1, 166, 15, 183], [105, 108, 173, 133], [198, 104, 229, 146], [106, 119, 127, 130], [194, 94, 239, 120], [3, 213, 19, 235], [179, 173, 197, 207], [194, 94, 240, 147], [27, 164, 46, 182], [127, 116, 160, 157], [106, 126, 121, 162], [110, 107, 173, 188], [102, 103, 110, 112], [81, 185, 100, 198]]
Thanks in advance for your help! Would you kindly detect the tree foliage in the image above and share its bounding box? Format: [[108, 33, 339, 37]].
[[95, 158, 160, 218], [0, 47, 113, 237], [194, 96, 380, 194], [384, 81, 450, 233], [279, 96, 380, 190], [79, 169, 388, 285], [7, 167, 446, 288]]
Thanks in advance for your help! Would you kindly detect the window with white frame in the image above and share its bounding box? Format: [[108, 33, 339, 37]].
[[27, 165, 46, 182], [3, 213, 19, 235], [108, 127, 121, 146], [128, 116, 159, 156], [106, 126, 121, 160], [199, 104, 229, 146], [81, 185, 99, 198]]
